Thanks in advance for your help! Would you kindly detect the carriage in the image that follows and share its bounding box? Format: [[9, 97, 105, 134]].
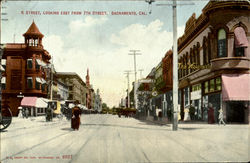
[[0, 105, 12, 131]]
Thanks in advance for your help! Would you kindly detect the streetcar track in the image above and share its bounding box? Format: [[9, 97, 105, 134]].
[[69, 120, 106, 163], [1, 130, 72, 162], [1, 121, 69, 140], [162, 132, 209, 161]]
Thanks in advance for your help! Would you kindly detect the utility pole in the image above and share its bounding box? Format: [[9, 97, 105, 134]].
[[146, 0, 194, 131], [138, 69, 144, 79], [128, 50, 141, 110], [124, 70, 132, 108]]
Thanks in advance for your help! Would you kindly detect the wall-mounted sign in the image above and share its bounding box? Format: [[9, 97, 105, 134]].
[[191, 90, 201, 100]]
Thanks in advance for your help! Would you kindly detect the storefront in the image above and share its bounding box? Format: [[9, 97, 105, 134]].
[[222, 74, 250, 124], [202, 76, 222, 123], [191, 84, 202, 120]]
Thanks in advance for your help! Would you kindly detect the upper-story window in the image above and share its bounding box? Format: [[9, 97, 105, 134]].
[[1, 77, 6, 90], [28, 38, 38, 46], [27, 59, 33, 69], [217, 29, 227, 58], [35, 77, 42, 90], [27, 77, 33, 89], [234, 26, 248, 57]]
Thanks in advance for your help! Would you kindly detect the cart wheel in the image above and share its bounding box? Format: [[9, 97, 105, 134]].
[[0, 107, 12, 131]]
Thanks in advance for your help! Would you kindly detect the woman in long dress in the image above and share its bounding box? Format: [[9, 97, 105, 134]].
[[71, 101, 81, 130]]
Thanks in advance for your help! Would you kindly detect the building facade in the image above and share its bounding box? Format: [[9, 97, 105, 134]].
[[56, 72, 88, 105], [143, 1, 249, 124], [177, 1, 249, 123], [2, 21, 51, 116]]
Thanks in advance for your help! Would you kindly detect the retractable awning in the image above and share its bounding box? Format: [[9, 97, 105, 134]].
[[234, 27, 249, 48], [21, 97, 48, 108], [222, 74, 250, 101]]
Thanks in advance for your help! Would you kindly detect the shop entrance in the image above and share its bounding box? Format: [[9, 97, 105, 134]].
[[226, 101, 246, 123]]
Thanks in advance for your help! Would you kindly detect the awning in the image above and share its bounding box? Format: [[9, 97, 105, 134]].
[[21, 97, 48, 108], [21, 97, 37, 107], [36, 59, 46, 67], [222, 74, 250, 101], [234, 27, 249, 48]]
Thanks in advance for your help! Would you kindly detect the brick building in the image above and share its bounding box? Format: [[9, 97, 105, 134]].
[[2, 21, 51, 116]]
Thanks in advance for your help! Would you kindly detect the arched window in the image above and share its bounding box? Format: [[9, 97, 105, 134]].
[[203, 36, 207, 65], [234, 26, 248, 57], [217, 29, 227, 57], [186, 53, 189, 75], [193, 45, 197, 66], [196, 42, 200, 65]]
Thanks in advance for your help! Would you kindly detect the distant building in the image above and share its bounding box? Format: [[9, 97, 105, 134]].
[[56, 72, 87, 105], [2, 21, 51, 116], [94, 89, 102, 112]]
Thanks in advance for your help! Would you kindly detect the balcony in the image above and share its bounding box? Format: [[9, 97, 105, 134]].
[[211, 57, 250, 71]]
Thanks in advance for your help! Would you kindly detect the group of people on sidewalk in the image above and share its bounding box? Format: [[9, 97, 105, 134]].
[[184, 103, 226, 125]]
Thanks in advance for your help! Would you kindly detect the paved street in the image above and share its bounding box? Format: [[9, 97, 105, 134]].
[[1, 114, 249, 163]]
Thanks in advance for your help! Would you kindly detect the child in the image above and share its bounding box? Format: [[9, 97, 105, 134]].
[[218, 108, 226, 126]]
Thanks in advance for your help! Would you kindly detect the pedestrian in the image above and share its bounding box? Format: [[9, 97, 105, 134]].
[[18, 107, 23, 118], [71, 100, 82, 131], [218, 108, 226, 126], [208, 103, 215, 124], [25, 108, 29, 119], [189, 105, 195, 121]]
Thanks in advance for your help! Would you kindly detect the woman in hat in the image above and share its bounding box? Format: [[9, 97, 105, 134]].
[[71, 100, 82, 130]]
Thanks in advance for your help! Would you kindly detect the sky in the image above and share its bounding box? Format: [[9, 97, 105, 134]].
[[1, 0, 209, 107]]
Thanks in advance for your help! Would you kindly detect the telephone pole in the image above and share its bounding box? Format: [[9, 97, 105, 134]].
[[128, 50, 141, 110], [124, 70, 132, 108], [147, 0, 194, 131]]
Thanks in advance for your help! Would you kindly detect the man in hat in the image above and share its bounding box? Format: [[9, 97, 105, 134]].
[[71, 100, 82, 130]]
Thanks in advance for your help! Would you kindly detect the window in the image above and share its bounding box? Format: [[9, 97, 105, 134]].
[[217, 29, 227, 57], [34, 39, 38, 46], [234, 26, 248, 57], [210, 79, 215, 92], [35, 60, 40, 70], [1, 77, 6, 90], [204, 81, 209, 93], [35, 80, 40, 90], [203, 36, 208, 65], [27, 77, 33, 89], [41, 84, 46, 92], [192, 84, 201, 92], [215, 77, 221, 91], [27, 59, 33, 69], [1, 59, 6, 70], [235, 47, 245, 57]]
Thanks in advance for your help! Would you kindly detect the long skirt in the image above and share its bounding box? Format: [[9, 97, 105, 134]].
[[71, 117, 80, 130]]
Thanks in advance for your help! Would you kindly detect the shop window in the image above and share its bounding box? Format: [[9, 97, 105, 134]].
[[27, 77, 33, 89], [215, 77, 221, 91], [210, 79, 215, 92], [217, 29, 227, 58], [205, 81, 209, 93], [27, 59, 33, 69]]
